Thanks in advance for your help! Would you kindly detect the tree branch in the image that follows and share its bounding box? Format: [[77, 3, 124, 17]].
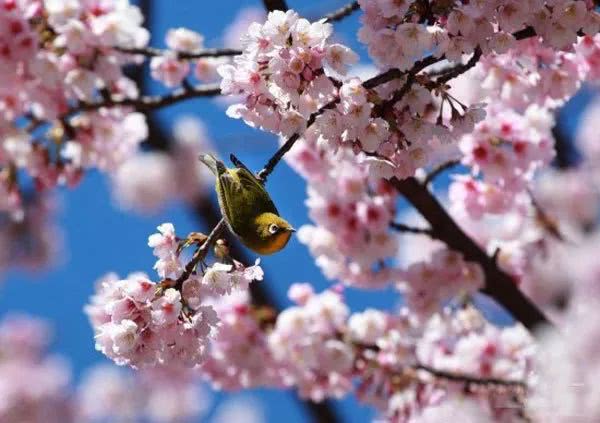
[[258, 98, 339, 182], [390, 177, 551, 331], [415, 363, 527, 391], [262, 0, 289, 12], [71, 83, 221, 115], [436, 47, 482, 84], [390, 221, 434, 237], [424, 159, 461, 185], [173, 219, 226, 290], [551, 120, 578, 169], [323, 1, 360, 23], [117, 46, 243, 60]]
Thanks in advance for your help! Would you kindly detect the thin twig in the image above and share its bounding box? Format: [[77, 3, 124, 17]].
[[376, 54, 445, 110], [436, 47, 482, 84], [415, 364, 527, 390], [363, 55, 442, 91], [527, 188, 568, 242], [71, 83, 221, 115], [258, 98, 339, 181], [424, 159, 461, 185], [323, 1, 360, 23], [117, 46, 242, 60], [379, 73, 417, 111], [390, 221, 435, 237], [173, 219, 226, 290]]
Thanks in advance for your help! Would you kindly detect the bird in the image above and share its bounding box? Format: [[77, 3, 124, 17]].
[[199, 153, 295, 255]]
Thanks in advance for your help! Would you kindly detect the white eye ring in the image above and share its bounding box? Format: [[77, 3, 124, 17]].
[[268, 224, 279, 234]]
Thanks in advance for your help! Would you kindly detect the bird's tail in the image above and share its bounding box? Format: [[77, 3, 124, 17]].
[[199, 154, 226, 176]]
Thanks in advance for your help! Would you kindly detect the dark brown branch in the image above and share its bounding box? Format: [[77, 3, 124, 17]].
[[323, 1, 360, 23], [551, 120, 577, 169], [436, 47, 482, 84], [358, 341, 527, 392], [258, 98, 339, 182], [527, 188, 568, 242], [391, 176, 551, 331], [379, 73, 417, 111], [363, 54, 442, 90], [258, 133, 300, 182], [117, 46, 242, 60], [262, 0, 289, 12], [424, 159, 461, 185], [415, 364, 527, 390], [513, 26, 537, 40], [71, 83, 221, 114], [120, 1, 359, 62], [362, 68, 404, 89], [376, 54, 446, 110], [390, 221, 434, 237]]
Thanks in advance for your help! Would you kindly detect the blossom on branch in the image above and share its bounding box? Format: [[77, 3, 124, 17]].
[[85, 223, 263, 369]]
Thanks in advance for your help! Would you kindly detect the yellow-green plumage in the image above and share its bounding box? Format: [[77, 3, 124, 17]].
[[199, 154, 295, 255]]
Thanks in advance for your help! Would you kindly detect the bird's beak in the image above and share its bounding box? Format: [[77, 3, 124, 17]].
[[288, 227, 296, 233]]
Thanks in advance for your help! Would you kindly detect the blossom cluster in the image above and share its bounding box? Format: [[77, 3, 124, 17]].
[[288, 142, 401, 288], [358, 0, 599, 71], [85, 223, 263, 369], [0, 0, 150, 219], [219, 10, 358, 136], [198, 284, 533, 421], [200, 290, 286, 390], [268, 286, 355, 400], [451, 104, 555, 218], [221, 11, 491, 183], [400, 248, 484, 319], [478, 37, 587, 110]]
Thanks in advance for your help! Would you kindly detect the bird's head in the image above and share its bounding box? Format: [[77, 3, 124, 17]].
[[252, 212, 295, 255]]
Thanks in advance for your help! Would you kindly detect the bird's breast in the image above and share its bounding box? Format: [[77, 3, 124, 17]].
[[251, 231, 292, 255]]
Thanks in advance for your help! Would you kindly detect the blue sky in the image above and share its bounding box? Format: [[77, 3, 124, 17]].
[[0, 1, 595, 422]]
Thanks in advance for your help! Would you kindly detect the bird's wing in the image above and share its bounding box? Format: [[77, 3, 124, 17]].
[[235, 168, 279, 215], [216, 171, 240, 233]]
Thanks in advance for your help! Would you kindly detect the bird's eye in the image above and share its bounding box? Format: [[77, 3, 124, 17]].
[[268, 224, 279, 234]]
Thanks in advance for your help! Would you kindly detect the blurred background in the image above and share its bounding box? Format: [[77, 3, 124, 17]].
[[0, 1, 596, 422]]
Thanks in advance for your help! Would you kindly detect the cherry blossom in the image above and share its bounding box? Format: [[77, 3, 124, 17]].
[[3, 3, 600, 422], [86, 222, 264, 370], [0, 0, 151, 219], [219, 10, 357, 136]]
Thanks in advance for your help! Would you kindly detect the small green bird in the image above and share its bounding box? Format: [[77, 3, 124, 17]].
[[199, 153, 295, 255]]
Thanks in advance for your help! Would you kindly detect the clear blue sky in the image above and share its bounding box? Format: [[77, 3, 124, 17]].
[[0, 1, 594, 422]]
